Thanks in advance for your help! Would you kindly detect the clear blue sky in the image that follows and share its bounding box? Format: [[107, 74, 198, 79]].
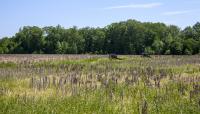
[[0, 0, 200, 38]]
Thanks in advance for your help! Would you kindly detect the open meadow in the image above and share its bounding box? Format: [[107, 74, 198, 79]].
[[0, 55, 200, 114]]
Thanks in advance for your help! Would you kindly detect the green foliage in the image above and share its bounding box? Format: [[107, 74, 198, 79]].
[[183, 39, 199, 54], [0, 37, 17, 54], [184, 49, 192, 55], [14, 26, 45, 53], [193, 22, 200, 41], [144, 47, 155, 55], [0, 20, 200, 55], [170, 40, 183, 55], [152, 39, 164, 54], [165, 50, 171, 55]]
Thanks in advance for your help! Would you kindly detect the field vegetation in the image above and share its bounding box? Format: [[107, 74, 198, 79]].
[[0, 55, 200, 114]]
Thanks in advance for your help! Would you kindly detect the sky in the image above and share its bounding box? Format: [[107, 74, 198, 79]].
[[0, 0, 200, 38]]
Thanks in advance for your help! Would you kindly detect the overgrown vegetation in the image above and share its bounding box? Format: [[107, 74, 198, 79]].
[[0, 19, 200, 55], [0, 55, 200, 114]]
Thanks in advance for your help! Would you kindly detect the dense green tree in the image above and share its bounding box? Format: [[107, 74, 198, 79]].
[[193, 22, 200, 41], [0, 37, 18, 54], [0, 37, 11, 53], [163, 34, 173, 54], [152, 39, 164, 54], [0, 20, 200, 55], [43, 26, 65, 54], [170, 40, 183, 55], [66, 26, 84, 54], [80, 27, 105, 53], [183, 39, 199, 54], [182, 26, 195, 39], [14, 26, 45, 53]]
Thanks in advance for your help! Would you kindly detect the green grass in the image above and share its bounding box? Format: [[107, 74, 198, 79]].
[[1, 84, 199, 114], [0, 55, 200, 114], [0, 62, 17, 68]]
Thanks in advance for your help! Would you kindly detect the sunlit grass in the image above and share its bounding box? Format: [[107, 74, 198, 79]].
[[0, 55, 200, 114]]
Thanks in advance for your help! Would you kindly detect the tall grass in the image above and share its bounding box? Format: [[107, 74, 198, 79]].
[[0, 55, 200, 114]]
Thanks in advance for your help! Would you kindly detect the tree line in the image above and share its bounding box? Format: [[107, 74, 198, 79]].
[[0, 19, 200, 55]]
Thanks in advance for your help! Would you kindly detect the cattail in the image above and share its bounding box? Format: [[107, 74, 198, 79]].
[[58, 77, 64, 89], [37, 78, 42, 91], [154, 76, 160, 88], [94, 84, 97, 90], [53, 77, 57, 87], [111, 76, 118, 84], [125, 77, 130, 85], [109, 89, 114, 101], [88, 73, 93, 80], [193, 84, 200, 91], [42, 76, 48, 89], [30, 77, 35, 88], [102, 79, 109, 88], [178, 82, 186, 95], [97, 74, 103, 82], [142, 100, 148, 114], [0, 87, 4, 96], [71, 77, 78, 85], [189, 90, 194, 101], [137, 101, 140, 114], [71, 86, 77, 96], [120, 90, 124, 101], [63, 77, 67, 85]]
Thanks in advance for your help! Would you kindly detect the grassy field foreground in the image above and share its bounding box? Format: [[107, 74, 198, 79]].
[[0, 55, 200, 114]]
